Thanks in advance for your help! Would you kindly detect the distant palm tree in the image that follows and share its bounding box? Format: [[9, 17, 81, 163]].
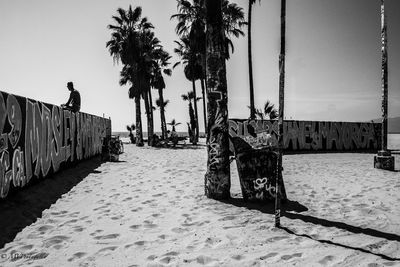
[[174, 36, 202, 143], [167, 119, 182, 132], [155, 98, 170, 139], [126, 124, 136, 143], [182, 91, 201, 144], [152, 48, 172, 140], [253, 100, 278, 121], [204, 0, 230, 199]]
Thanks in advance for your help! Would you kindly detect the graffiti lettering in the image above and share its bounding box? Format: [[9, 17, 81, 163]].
[[229, 119, 380, 152], [0, 91, 111, 199]]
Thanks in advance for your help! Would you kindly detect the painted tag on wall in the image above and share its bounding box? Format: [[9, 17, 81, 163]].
[[0, 90, 111, 198], [228, 119, 381, 153]]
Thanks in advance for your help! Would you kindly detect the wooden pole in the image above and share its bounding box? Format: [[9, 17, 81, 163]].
[[275, 0, 286, 228]]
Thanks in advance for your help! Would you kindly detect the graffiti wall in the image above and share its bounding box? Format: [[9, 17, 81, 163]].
[[229, 119, 381, 153], [0, 91, 111, 199]]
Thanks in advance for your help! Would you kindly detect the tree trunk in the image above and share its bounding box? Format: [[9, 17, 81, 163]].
[[143, 89, 153, 147], [200, 78, 207, 134], [158, 89, 167, 140], [248, 1, 256, 120], [189, 101, 196, 144], [204, 0, 230, 200], [191, 78, 199, 144], [135, 96, 144, 147], [148, 88, 155, 146]]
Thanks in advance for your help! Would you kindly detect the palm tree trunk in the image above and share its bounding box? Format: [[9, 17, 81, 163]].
[[191, 78, 200, 144], [158, 89, 167, 140], [200, 78, 208, 134], [135, 96, 144, 147], [204, 0, 230, 200], [148, 88, 155, 145], [248, 1, 256, 120], [143, 89, 153, 147]]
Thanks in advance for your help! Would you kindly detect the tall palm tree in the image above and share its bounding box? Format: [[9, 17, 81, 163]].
[[152, 48, 172, 140], [204, 0, 230, 200], [155, 98, 170, 139], [171, 0, 246, 59], [247, 0, 260, 120], [119, 65, 144, 146], [106, 5, 153, 147], [174, 37, 202, 144], [172, 0, 246, 138]]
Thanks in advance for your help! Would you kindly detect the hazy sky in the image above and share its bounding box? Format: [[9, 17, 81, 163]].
[[0, 0, 399, 132]]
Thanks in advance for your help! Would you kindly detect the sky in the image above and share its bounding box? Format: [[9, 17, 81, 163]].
[[0, 0, 399, 132]]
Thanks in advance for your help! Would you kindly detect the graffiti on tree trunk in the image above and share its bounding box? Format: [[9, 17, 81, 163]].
[[0, 91, 111, 198]]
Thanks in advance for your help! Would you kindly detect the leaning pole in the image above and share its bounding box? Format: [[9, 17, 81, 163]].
[[374, 0, 395, 171], [275, 0, 286, 227]]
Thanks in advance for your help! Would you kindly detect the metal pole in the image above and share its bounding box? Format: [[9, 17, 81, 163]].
[[380, 0, 388, 152], [275, 0, 286, 228]]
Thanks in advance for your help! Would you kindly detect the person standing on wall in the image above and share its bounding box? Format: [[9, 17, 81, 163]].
[[62, 81, 81, 112]]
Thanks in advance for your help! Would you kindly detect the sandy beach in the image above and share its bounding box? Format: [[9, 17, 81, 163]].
[[0, 142, 399, 267]]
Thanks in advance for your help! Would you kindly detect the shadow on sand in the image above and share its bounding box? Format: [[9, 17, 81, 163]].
[[224, 197, 400, 261], [0, 157, 102, 248]]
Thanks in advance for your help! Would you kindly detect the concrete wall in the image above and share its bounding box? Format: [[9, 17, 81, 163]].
[[0, 91, 111, 198], [229, 119, 381, 153]]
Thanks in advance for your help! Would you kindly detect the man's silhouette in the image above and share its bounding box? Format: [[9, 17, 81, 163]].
[[62, 82, 81, 112]]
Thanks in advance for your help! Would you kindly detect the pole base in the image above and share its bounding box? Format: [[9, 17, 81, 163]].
[[374, 151, 395, 171]]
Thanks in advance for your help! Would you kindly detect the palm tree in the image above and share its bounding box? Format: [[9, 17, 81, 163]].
[[182, 91, 201, 144], [204, 0, 230, 200], [118, 65, 144, 146], [106, 5, 153, 147], [171, 0, 246, 59], [151, 47, 172, 140], [155, 98, 170, 139], [167, 119, 182, 132], [172, 0, 246, 138], [174, 37, 201, 144], [126, 124, 136, 143], [247, 0, 260, 120]]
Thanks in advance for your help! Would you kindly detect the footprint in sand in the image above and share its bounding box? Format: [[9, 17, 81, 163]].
[[73, 226, 84, 232], [37, 225, 53, 233], [134, 241, 146, 246], [260, 252, 278, 260], [231, 254, 245, 261], [111, 215, 124, 220], [129, 224, 141, 230], [280, 253, 302, 261], [318, 255, 334, 265], [94, 234, 120, 240], [96, 246, 118, 255], [68, 252, 87, 262], [44, 235, 70, 248]]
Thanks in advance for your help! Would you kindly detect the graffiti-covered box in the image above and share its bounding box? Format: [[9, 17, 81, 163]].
[[0, 90, 111, 199], [235, 147, 280, 202]]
